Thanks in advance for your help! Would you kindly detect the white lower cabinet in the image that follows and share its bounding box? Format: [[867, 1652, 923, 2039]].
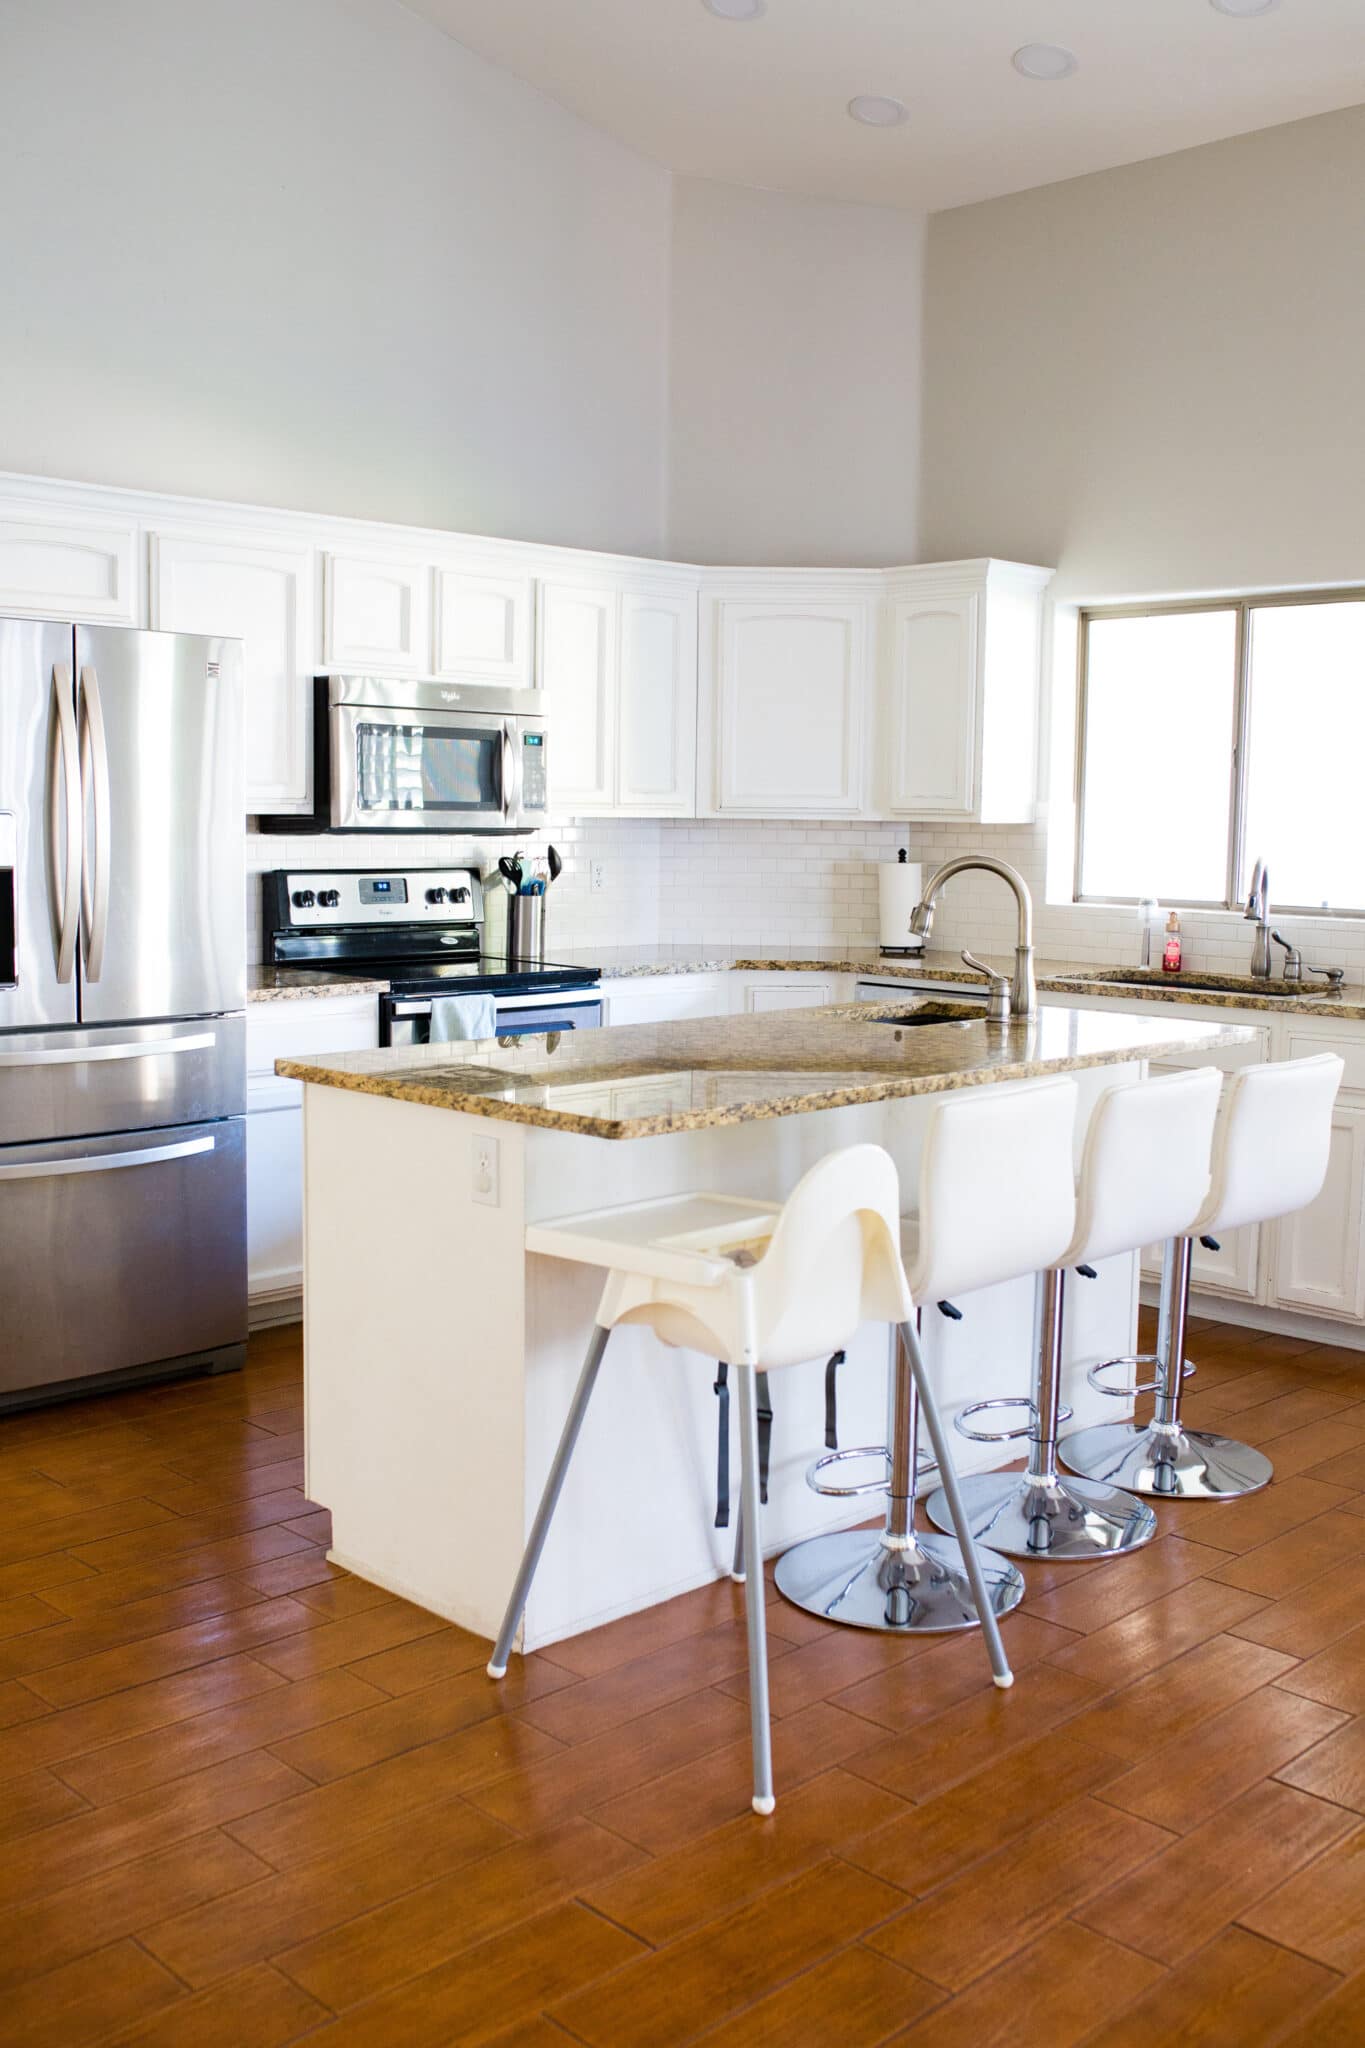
[[1272, 1102, 1365, 1321], [602, 975, 732, 1029], [742, 976, 837, 1012], [246, 995, 379, 1318], [247, 1106, 305, 1320]]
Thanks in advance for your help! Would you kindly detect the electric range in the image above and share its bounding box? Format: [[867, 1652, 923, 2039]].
[[262, 866, 602, 1043]]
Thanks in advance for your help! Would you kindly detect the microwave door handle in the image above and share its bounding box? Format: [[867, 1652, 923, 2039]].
[[48, 664, 81, 984], [501, 722, 518, 820], [77, 665, 112, 983]]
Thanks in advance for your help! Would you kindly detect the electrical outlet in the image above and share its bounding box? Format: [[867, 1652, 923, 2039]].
[[472, 1133, 500, 1207], [590, 860, 606, 893]]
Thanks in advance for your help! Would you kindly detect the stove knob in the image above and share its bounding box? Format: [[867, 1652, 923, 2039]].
[[292, 890, 316, 910], [450, 887, 469, 903], [318, 889, 341, 909], [426, 887, 447, 905]]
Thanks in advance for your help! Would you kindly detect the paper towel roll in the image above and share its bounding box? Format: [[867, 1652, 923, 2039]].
[[879, 860, 924, 954]]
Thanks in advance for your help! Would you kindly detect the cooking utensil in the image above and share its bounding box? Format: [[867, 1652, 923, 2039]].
[[547, 845, 562, 885], [498, 854, 523, 892]]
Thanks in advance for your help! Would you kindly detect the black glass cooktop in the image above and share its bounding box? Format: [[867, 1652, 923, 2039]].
[[382, 954, 599, 999]]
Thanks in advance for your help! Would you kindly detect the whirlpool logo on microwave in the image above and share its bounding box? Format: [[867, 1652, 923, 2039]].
[[440, 689, 460, 702]]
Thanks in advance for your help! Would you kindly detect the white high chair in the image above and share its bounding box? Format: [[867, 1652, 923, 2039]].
[[774, 1074, 1080, 1633], [1062, 1052, 1344, 1499], [486, 1142, 1019, 1816], [926, 1064, 1222, 1560]]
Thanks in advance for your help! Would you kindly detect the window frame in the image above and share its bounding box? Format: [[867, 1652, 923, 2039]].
[[1074, 586, 1365, 918]]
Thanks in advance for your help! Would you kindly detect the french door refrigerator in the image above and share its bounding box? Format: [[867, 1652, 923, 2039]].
[[0, 618, 246, 1409]]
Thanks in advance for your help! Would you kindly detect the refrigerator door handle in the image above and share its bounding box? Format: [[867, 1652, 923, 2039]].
[[0, 1134, 215, 1181], [48, 664, 81, 985], [78, 664, 112, 983], [0, 1030, 217, 1069]]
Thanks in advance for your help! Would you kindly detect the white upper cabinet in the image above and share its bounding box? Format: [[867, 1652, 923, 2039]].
[[434, 567, 533, 686], [323, 551, 429, 673], [879, 560, 1053, 823], [0, 510, 139, 624], [538, 578, 618, 811], [617, 586, 697, 814], [699, 583, 875, 817], [151, 531, 314, 814]]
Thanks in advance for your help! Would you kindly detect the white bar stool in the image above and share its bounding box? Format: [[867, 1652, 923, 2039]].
[[486, 1143, 1016, 1817], [926, 1065, 1222, 1560], [1062, 1052, 1344, 1500], [774, 1075, 1079, 1632]]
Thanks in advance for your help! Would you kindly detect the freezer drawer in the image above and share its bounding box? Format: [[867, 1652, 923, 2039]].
[[0, 1014, 245, 1145], [0, 1116, 246, 1402]]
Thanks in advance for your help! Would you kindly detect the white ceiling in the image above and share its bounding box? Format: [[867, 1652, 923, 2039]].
[[402, 0, 1365, 212]]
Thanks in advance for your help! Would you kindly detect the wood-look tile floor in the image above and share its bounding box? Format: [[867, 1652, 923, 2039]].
[[3, 1315, 1365, 2045]]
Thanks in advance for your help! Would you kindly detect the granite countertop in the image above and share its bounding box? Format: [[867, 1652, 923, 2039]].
[[275, 997, 1257, 1139], [555, 946, 1365, 1020], [248, 967, 390, 1003]]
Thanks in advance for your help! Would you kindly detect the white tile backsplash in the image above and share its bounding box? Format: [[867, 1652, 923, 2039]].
[[246, 811, 1365, 976]]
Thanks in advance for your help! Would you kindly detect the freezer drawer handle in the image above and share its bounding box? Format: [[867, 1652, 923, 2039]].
[[48, 664, 81, 985], [0, 1031, 216, 1069], [78, 665, 112, 983], [0, 1134, 215, 1181]]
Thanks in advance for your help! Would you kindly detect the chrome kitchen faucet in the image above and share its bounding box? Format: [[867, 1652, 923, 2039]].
[[910, 856, 1037, 1020]]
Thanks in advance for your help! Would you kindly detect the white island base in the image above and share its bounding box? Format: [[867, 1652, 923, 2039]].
[[298, 1064, 1143, 1654]]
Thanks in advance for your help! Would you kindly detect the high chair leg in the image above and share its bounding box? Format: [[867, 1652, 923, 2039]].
[[899, 1320, 1013, 1690], [735, 1361, 775, 1815], [487, 1326, 610, 1678]]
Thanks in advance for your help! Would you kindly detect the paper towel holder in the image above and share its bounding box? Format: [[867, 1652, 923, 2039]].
[[879, 848, 926, 958]]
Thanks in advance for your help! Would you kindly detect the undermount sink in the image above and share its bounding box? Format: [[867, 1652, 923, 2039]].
[[1068, 970, 1327, 1001], [866, 1001, 984, 1029]]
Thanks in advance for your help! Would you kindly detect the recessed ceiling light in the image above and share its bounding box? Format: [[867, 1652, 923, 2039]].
[[702, 0, 766, 20], [1209, 0, 1278, 15], [847, 95, 909, 128], [1011, 43, 1079, 81]]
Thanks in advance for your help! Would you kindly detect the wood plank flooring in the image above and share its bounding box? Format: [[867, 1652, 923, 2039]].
[[2, 1313, 1365, 2044]]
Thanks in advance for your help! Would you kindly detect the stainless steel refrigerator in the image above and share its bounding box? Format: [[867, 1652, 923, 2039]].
[[0, 618, 247, 1409]]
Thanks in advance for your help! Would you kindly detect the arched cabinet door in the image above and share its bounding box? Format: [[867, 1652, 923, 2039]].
[[706, 593, 870, 817]]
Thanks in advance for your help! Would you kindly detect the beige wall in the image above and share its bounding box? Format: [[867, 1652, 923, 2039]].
[[668, 176, 924, 567], [0, 0, 671, 556], [918, 103, 1365, 603]]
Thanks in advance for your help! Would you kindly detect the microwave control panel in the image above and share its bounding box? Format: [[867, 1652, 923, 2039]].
[[521, 730, 547, 812]]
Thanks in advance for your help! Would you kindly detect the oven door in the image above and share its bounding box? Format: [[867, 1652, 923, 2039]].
[[383, 990, 603, 1049], [331, 703, 515, 832]]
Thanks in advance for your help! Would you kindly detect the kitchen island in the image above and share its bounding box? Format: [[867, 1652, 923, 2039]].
[[280, 997, 1255, 1649]]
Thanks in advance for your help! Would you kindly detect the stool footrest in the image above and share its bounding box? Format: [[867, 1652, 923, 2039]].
[[806, 1446, 891, 1499], [1087, 1353, 1195, 1400], [953, 1395, 1073, 1444]]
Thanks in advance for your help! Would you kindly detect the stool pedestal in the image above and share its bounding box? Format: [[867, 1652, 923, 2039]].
[[774, 1322, 1026, 1633], [1062, 1236, 1273, 1500], [925, 1270, 1159, 1561]]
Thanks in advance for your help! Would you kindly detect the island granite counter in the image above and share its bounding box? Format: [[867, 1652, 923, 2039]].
[[283, 998, 1255, 1648]]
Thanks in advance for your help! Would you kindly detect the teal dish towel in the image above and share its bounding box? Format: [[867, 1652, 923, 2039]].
[[428, 993, 498, 1042]]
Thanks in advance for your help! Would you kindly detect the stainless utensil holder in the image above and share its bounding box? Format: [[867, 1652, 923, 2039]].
[[508, 893, 545, 967]]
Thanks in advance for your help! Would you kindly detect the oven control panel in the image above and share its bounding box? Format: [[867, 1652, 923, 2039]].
[[267, 868, 485, 928]]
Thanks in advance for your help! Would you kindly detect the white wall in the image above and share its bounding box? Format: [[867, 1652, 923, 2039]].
[[918, 103, 1365, 604], [668, 177, 924, 567], [0, 0, 671, 557]]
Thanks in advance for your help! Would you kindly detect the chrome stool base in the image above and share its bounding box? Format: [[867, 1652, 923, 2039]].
[[774, 1526, 1025, 1633], [925, 1469, 1158, 1560], [1060, 1420, 1273, 1500]]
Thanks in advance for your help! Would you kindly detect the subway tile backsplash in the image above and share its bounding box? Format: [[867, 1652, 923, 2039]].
[[246, 814, 1365, 976]]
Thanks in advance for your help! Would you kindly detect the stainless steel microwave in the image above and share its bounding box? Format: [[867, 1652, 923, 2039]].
[[262, 676, 548, 834]]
